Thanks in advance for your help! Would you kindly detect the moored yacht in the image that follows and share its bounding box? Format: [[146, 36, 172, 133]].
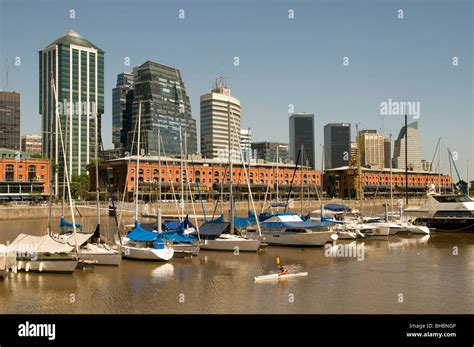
[[246, 212, 335, 246], [404, 193, 474, 232]]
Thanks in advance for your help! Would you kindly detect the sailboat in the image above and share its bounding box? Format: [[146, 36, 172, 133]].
[[48, 82, 121, 266], [247, 146, 337, 246], [75, 106, 122, 265], [8, 74, 79, 274], [199, 89, 262, 252], [121, 102, 174, 261]]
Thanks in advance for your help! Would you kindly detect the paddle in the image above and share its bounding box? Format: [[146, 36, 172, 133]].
[[276, 256, 284, 276]]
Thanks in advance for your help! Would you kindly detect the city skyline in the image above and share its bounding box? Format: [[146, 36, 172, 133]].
[[0, 0, 472, 175]]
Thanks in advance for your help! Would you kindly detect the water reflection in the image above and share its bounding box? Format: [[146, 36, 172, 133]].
[[0, 217, 473, 314]]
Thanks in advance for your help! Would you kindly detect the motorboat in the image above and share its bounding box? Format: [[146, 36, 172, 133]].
[[404, 193, 474, 232]]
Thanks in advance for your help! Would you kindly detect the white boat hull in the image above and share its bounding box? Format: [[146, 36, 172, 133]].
[[16, 258, 78, 274], [255, 272, 308, 282], [172, 243, 200, 257], [123, 245, 174, 261], [78, 243, 122, 266], [406, 225, 430, 234], [200, 238, 261, 252], [79, 252, 122, 266], [250, 230, 333, 246]]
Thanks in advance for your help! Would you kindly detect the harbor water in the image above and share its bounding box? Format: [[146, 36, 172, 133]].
[[1, 217, 473, 314]]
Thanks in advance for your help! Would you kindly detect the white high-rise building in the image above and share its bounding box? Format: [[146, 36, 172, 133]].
[[358, 130, 385, 169], [200, 76, 241, 161], [240, 127, 252, 162], [392, 121, 422, 171]]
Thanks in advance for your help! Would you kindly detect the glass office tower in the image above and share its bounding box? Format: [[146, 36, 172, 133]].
[[127, 61, 197, 157], [39, 29, 104, 191]]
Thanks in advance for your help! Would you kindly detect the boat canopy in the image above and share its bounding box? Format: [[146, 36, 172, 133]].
[[259, 212, 298, 222], [127, 221, 160, 242], [199, 222, 229, 239], [324, 204, 350, 212]]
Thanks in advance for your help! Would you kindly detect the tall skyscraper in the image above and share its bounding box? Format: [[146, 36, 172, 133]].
[[39, 29, 104, 189], [112, 72, 134, 152], [324, 123, 351, 169], [252, 142, 289, 163], [21, 134, 43, 154], [200, 76, 241, 160], [392, 121, 422, 171], [127, 61, 197, 157], [358, 130, 385, 169], [384, 138, 391, 168], [289, 113, 315, 168], [0, 91, 20, 150], [240, 127, 252, 162]]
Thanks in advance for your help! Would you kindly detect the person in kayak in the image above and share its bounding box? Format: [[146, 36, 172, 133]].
[[278, 265, 289, 275], [276, 256, 289, 275]]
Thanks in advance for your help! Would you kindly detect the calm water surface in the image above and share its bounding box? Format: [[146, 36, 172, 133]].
[[0, 217, 473, 314]]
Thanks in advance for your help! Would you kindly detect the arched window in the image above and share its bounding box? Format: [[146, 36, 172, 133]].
[[28, 165, 36, 181], [5, 164, 14, 181]]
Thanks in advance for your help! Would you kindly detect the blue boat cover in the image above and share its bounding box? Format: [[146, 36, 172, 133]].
[[234, 216, 256, 229], [60, 216, 81, 229], [324, 204, 350, 212], [163, 220, 181, 230], [153, 239, 165, 249], [164, 216, 196, 234], [127, 221, 160, 242], [162, 231, 196, 244], [207, 215, 225, 223]]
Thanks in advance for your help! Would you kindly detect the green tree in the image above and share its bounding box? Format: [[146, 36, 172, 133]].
[[70, 174, 90, 200]]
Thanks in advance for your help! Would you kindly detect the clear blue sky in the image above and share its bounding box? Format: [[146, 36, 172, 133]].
[[0, 0, 472, 176]]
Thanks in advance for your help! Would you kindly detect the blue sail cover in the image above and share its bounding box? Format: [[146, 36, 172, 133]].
[[324, 204, 350, 212], [60, 217, 81, 229], [127, 221, 160, 242], [162, 231, 196, 244], [164, 216, 196, 234], [163, 220, 181, 230], [234, 215, 256, 229], [207, 215, 225, 223], [153, 239, 165, 250]]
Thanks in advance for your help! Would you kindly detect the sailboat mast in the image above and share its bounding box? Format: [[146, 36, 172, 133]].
[[184, 128, 188, 215], [52, 75, 79, 253], [61, 112, 69, 217], [47, 73, 54, 236], [300, 144, 304, 216], [179, 125, 184, 218], [276, 144, 279, 201], [405, 114, 408, 205], [389, 133, 393, 220], [134, 102, 142, 221], [158, 127, 161, 202], [438, 138, 442, 194], [94, 105, 100, 228], [227, 101, 234, 233]]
